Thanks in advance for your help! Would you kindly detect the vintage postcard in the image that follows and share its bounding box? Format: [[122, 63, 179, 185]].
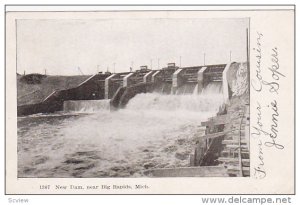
[[5, 5, 294, 194]]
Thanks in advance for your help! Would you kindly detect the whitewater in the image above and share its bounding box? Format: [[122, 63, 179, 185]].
[[17, 83, 224, 177]]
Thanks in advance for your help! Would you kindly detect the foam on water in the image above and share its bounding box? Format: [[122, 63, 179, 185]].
[[18, 82, 224, 177], [63, 99, 111, 113]]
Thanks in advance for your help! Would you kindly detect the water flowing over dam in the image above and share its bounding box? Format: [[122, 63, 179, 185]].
[[63, 99, 111, 113], [18, 82, 225, 177]]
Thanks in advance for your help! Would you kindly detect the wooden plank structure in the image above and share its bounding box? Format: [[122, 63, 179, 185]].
[[190, 100, 250, 177], [201, 114, 228, 127], [145, 98, 250, 178], [217, 104, 250, 177]]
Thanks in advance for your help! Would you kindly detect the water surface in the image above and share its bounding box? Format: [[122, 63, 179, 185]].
[[18, 84, 223, 177]]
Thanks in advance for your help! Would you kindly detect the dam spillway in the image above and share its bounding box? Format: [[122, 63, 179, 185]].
[[63, 99, 111, 113], [17, 62, 237, 116], [17, 61, 249, 177], [18, 82, 225, 177]]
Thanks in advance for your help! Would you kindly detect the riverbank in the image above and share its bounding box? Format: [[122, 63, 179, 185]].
[[17, 75, 91, 105]]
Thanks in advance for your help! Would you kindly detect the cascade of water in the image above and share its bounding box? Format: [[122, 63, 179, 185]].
[[201, 82, 223, 95], [18, 81, 225, 177], [126, 83, 223, 114], [193, 84, 198, 95], [62, 82, 223, 115], [63, 100, 110, 112]]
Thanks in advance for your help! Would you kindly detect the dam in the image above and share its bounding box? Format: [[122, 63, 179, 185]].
[[17, 62, 249, 177], [17, 62, 233, 116]]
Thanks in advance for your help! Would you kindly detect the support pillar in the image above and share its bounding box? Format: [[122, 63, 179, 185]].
[[105, 74, 116, 99], [123, 72, 134, 87], [222, 62, 232, 102], [151, 70, 161, 83], [172, 68, 183, 94], [143, 71, 155, 83], [197, 66, 207, 93]]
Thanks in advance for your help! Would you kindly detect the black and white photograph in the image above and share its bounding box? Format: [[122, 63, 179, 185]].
[[5, 5, 294, 195], [16, 16, 250, 178]]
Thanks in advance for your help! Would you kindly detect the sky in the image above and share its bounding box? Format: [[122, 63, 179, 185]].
[[17, 18, 249, 76]]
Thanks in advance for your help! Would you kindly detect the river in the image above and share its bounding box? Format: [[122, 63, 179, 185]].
[[17, 83, 224, 177]]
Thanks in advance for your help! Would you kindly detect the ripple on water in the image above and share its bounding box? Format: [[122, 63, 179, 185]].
[[17, 91, 222, 177]]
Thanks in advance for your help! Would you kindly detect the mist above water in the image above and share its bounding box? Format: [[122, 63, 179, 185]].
[[63, 99, 111, 113], [18, 83, 224, 177]]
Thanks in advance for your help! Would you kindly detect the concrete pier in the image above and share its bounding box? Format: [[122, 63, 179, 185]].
[[105, 72, 131, 99], [172, 68, 184, 94], [105, 74, 117, 99], [151, 63, 178, 94], [128, 66, 153, 84], [198, 66, 207, 93], [151, 70, 161, 83], [123, 73, 134, 87], [222, 62, 233, 102], [143, 70, 155, 83]]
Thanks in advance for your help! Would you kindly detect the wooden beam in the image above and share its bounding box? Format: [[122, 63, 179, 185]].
[[226, 144, 249, 149], [201, 131, 226, 140], [222, 139, 247, 145], [201, 114, 228, 126], [218, 158, 250, 167]]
